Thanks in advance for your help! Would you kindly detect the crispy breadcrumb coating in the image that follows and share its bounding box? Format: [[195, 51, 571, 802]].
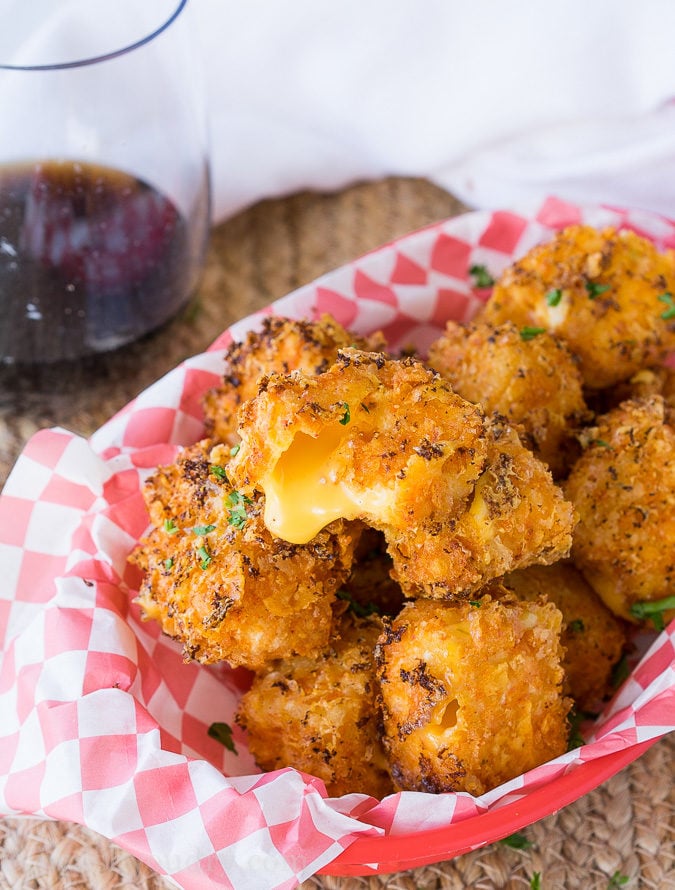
[[482, 225, 675, 389], [564, 396, 675, 627], [229, 350, 576, 599], [502, 562, 627, 711], [130, 439, 362, 669], [236, 613, 393, 798], [375, 594, 570, 795], [388, 413, 577, 597], [203, 315, 385, 444], [427, 320, 588, 476]]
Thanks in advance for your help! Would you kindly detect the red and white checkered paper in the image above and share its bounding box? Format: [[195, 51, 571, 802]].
[[1, 197, 674, 890]]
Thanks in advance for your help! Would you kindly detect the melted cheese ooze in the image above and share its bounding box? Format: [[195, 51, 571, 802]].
[[263, 425, 363, 544]]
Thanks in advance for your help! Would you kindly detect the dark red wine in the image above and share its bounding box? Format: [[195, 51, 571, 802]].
[[0, 160, 198, 364]]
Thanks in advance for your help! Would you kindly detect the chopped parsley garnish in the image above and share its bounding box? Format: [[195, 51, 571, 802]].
[[567, 708, 588, 751], [629, 595, 675, 632], [520, 326, 547, 341], [230, 443, 241, 457], [210, 464, 228, 481], [207, 721, 238, 754], [197, 544, 212, 570], [568, 619, 585, 633], [545, 288, 563, 307], [339, 402, 351, 425], [164, 558, 174, 572], [193, 524, 216, 536], [469, 264, 495, 288], [585, 281, 610, 299], [163, 518, 179, 535], [336, 589, 381, 618], [658, 292, 675, 320], [469, 600, 482, 607], [611, 654, 630, 689], [529, 872, 542, 890], [593, 439, 612, 449], [499, 831, 533, 850], [227, 490, 252, 529], [607, 873, 630, 889]]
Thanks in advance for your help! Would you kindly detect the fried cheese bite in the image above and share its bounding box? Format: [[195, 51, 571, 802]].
[[203, 315, 385, 444], [130, 439, 361, 669], [236, 613, 393, 798], [564, 396, 675, 628], [427, 320, 588, 476], [502, 562, 627, 711], [389, 413, 577, 597], [482, 225, 675, 390], [375, 594, 570, 795], [228, 350, 576, 599]]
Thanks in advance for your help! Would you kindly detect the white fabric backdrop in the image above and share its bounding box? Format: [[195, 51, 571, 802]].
[[192, 0, 675, 222]]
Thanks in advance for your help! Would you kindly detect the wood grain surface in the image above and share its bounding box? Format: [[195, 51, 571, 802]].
[[0, 177, 673, 890]]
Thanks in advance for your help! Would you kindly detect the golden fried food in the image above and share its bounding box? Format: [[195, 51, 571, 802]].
[[130, 439, 362, 669], [427, 320, 588, 477], [564, 396, 675, 627], [229, 350, 576, 599], [389, 413, 577, 597], [482, 225, 675, 389], [236, 613, 393, 798], [203, 315, 385, 444], [502, 562, 627, 711], [375, 594, 570, 795]]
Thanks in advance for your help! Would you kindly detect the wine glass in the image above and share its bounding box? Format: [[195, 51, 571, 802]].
[[0, 0, 210, 364]]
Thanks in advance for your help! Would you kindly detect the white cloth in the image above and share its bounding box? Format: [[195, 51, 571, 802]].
[[193, 0, 675, 222]]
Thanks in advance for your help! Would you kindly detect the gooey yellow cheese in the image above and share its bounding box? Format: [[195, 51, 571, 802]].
[[263, 425, 363, 544]]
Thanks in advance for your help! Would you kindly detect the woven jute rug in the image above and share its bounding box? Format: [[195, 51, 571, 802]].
[[1, 178, 673, 889]]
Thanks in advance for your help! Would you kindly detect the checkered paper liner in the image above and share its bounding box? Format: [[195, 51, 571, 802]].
[[1, 197, 674, 890]]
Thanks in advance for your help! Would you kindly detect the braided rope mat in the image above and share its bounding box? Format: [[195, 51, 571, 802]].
[[1, 735, 673, 888], [1, 179, 674, 889]]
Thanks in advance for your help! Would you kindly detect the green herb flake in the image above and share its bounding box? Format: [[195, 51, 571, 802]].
[[226, 490, 253, 529], [499, 831, 533, 850], [629, 595, 675, 631], [607, 873, 630, 889], [210, 464, 228, 481], [163, 518, 179, 535], [229, 443, 241, 457], [611, 654, 630, 689], [519, 326, 547, 341], [586, 281, 610, 299], [529, 872, 542, 890], [164, 558, 174, 572], [469, 264, 495, 288], [227, 508, 248, 529], [593, 439, 612, 449], [469, 600, 482, 608], [567, 708, 587, 751], [193, 524, 216, 536], [339, 402, 351, 425], [207, 721, 238, 754], [197, 544, 212, 570], [658, 292, 675, 320], [568, 619, 585, 633], [545, 288, 563, 307], [360, 402, 370, 414]]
